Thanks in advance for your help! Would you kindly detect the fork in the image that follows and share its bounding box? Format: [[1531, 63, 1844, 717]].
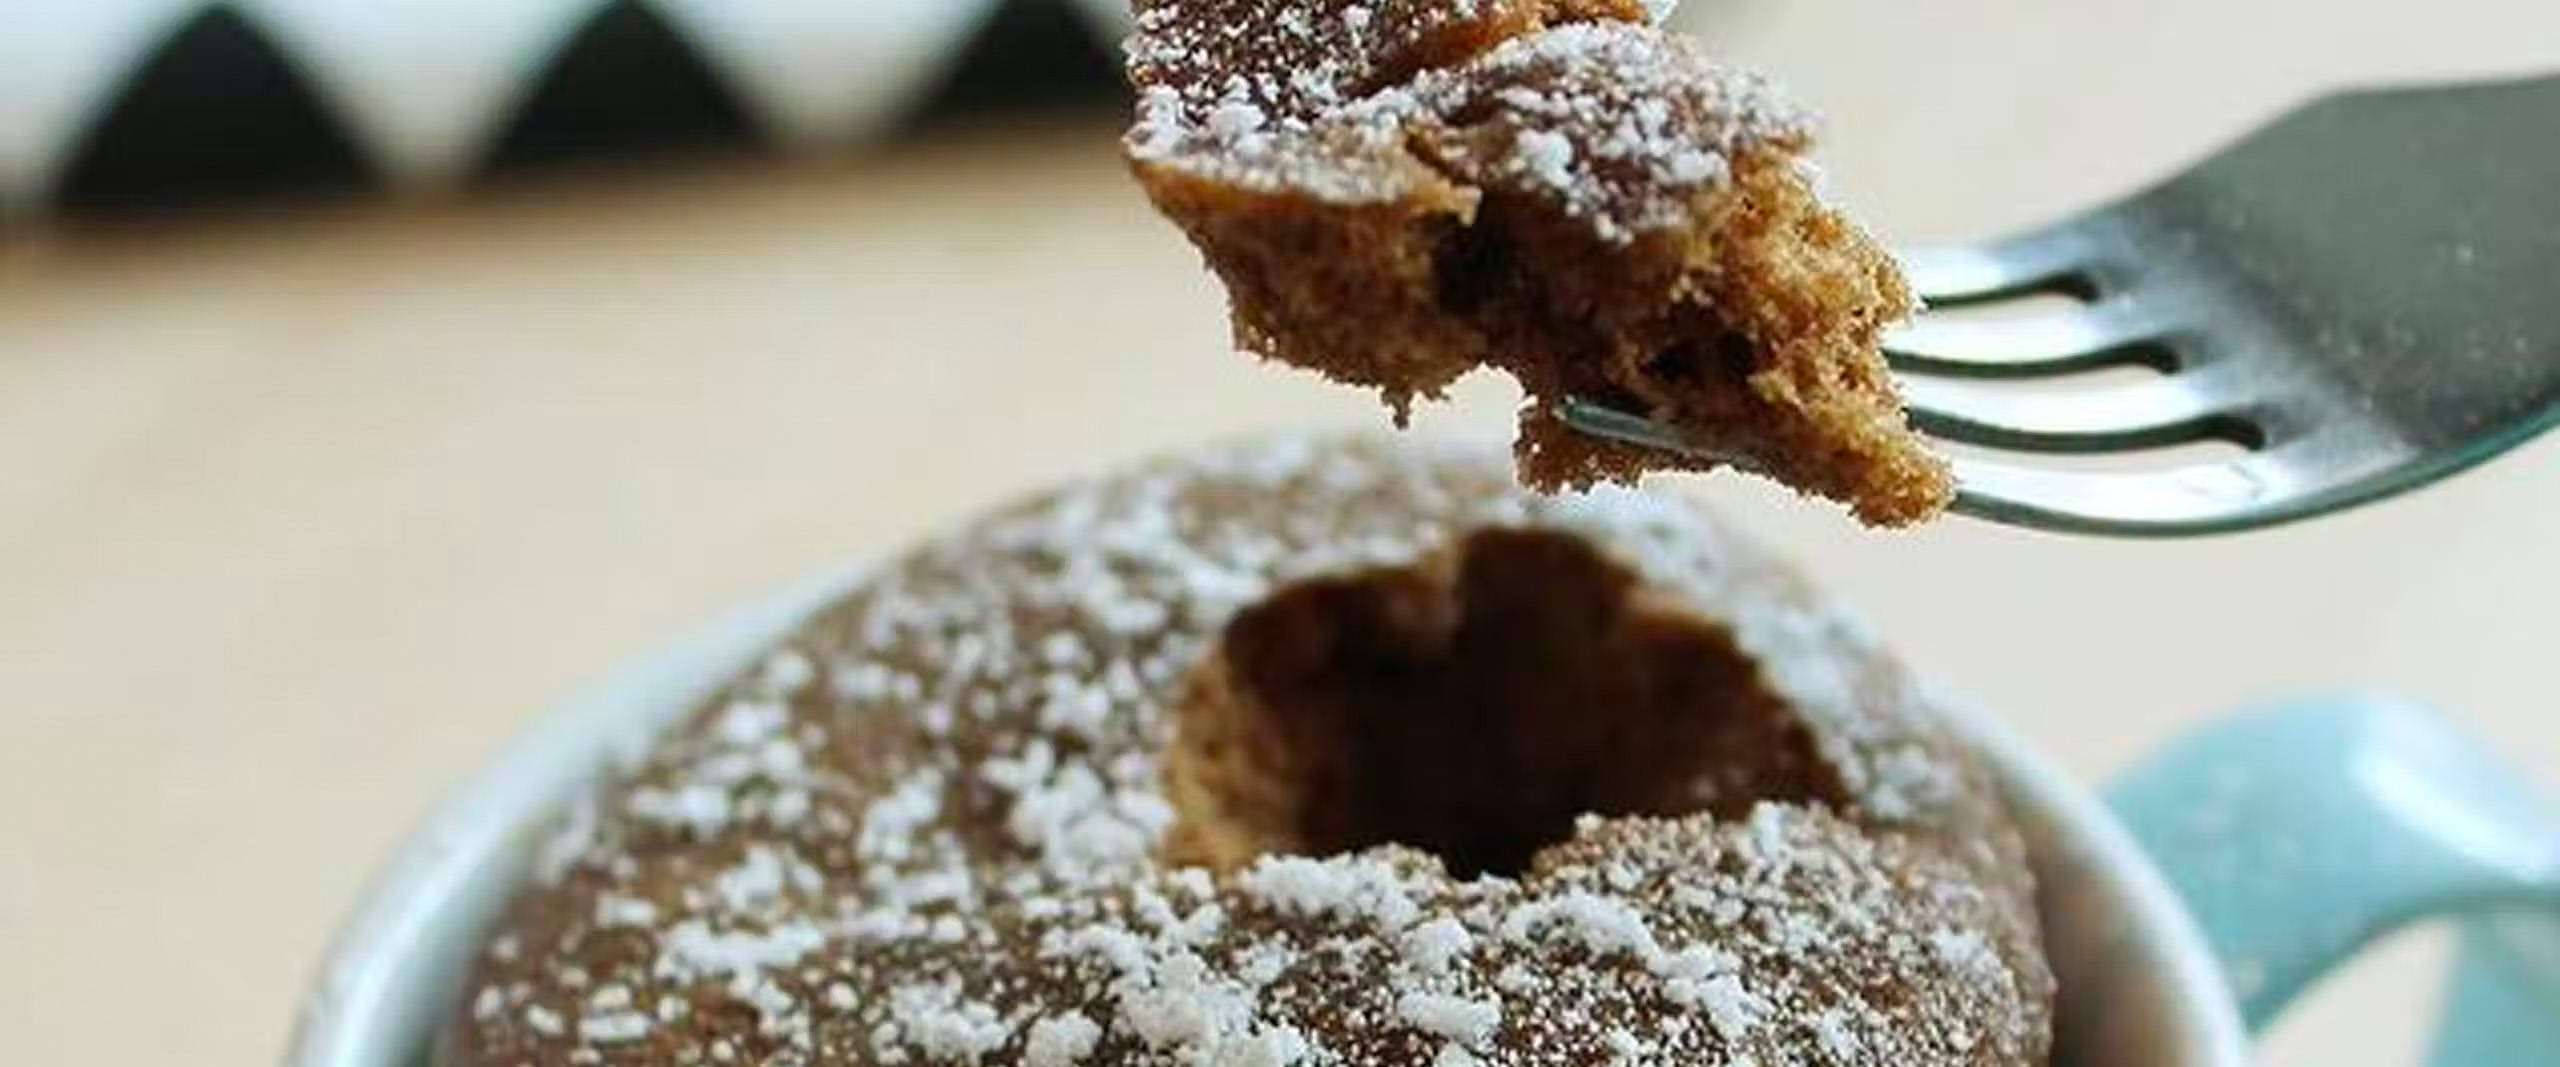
[[1563, 71, 2560, 536]]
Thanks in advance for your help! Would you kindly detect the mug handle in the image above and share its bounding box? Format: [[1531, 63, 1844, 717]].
[[2105, 694, 2560, 1064]]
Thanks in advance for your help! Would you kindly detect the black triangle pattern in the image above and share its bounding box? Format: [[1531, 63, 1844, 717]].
[[26, 0, 1132, 215], [481, 0, 762, 173], [56, 4, 374, 214], [905, 0, 1127, 132]]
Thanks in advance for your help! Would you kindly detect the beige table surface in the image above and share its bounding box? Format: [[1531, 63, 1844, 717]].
[[4, 2, 2556, 1064]]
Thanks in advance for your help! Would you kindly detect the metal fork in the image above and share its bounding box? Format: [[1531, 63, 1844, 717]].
[[1563, 72, 2560, 536]]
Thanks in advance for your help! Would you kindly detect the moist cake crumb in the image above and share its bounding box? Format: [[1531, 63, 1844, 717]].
[[1124, 0, 1950, 525]]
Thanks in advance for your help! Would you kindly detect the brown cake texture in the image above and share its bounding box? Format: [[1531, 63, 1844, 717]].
[[443, 436, 2051, 1067], [1124, 0, 1951, 525]]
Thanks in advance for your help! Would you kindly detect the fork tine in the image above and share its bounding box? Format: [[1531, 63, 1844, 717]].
[[1951, 455, 2292, 534], [1901, 374, 2248, 451], [1556, 397, 1712, 457], [1558, 395, 2326, 535], [1898, 230, 2095, 305], [1888, 300, 2168, 376]]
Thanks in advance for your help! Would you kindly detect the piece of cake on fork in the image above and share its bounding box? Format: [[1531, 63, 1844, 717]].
[[1124, 0, 1950, 525]]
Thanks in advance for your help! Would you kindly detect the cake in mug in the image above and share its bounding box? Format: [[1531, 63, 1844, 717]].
[[1124, 0, 1948, 525], [443, 437, 2052, 1067]]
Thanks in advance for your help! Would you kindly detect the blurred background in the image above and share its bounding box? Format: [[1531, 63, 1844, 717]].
[[2, 1, 2553, 1064]]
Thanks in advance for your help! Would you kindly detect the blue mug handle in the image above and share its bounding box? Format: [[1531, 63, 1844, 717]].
[[2107, 695, 2560, 1063]]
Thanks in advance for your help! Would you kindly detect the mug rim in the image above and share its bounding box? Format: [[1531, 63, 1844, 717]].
[[1937, 695, 2253, 1067], [284, 566, 2252, 1067]]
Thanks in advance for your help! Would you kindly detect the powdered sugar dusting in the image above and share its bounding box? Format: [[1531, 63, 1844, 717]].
[[1399, 916, 1474, 974], [1023, 1013, 1103, 1067], [883, 982, 1012, 1063], [1236, 854, 1425, 927], [1396, 991, 1501, 1046], [1125, 0, 1814, 241], [451, 436, 2046, 1067], [1395, 22, 1814, 241]]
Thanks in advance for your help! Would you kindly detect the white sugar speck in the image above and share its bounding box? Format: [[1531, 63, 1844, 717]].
[[1399, 917, 1473, 974], [1024, 1013, 1103, 1067], [1208, 101, 1270, 141], [580, 1010, 652, 1043], [626, 783, 731, 836], [1812, 1009, 1862, 1061], [1692, 974, 1765, 1039], [1397, 991, 1501, 1047], [595, 894, 658, 928], [1515, 129, 1577, 190], [885, 982, 1012, 1063]]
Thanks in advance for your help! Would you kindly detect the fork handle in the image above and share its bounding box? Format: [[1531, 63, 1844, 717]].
[[2108, 695, 2560, 1064]]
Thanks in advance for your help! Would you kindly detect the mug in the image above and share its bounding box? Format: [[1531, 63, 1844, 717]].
[[284, 569, 2560, 1067]]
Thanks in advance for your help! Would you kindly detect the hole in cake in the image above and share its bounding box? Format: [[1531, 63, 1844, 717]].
[[1431, 220, 1518, 316], [1644, 332, 1761, 387], [1165, 528, 1846, 878], [1413, 179, 1870, 495]]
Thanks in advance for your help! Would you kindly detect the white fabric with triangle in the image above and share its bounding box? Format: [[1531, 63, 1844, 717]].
[[0, 0, 1128, 210]]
